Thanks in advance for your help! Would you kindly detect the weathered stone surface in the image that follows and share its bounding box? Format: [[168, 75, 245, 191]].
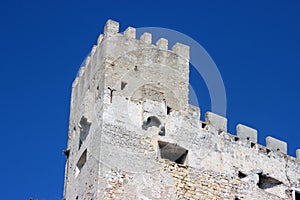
[[140, 32, 152, 44], [236, 124, 257, 143], [172, 42, 190, 60], [124, 27, 136, 39], [156, 38, 168, 50], [266, 136, 287, 154], [205, 112, 227, 132], [64, 19, 300, 200], [104, 19, 119, 37]]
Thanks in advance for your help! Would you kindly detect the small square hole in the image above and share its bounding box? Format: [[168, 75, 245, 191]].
[[238, 171, 247, 179]]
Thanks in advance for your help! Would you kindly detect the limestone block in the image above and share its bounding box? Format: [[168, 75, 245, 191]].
[[143, 99, 166, 117], [124, 27, 136, 39], [172, 42, 190, 60], [187, 105, 200, 119], [140, 32, 152, 44], [266, 136, 287, 154], [205, 112, 227, 132], [156, 38, 168, 50], [236, 124, 257, 143], [104, 19, 119, 37]]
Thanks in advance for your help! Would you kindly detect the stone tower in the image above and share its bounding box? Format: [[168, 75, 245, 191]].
[[64, 20, 300, 200]]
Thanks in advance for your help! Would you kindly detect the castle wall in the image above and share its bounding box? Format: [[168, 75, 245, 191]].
[[64, 19, 300, 200]]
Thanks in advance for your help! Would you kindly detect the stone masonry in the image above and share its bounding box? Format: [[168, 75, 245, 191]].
[[63, 19, 300, 200]]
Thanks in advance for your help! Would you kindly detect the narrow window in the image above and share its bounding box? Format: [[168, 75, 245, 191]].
[[121, 81, 127, 90], [79, 117, 91, 150], [167, 106, 172, 115], [96, 85, 100, 100], [75, 149, 87, 177], [158, 141, 188, 164]]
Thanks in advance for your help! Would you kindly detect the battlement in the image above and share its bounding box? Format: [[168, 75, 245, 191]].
[[70, 19, 191, 121], [203, 111, 299, 160], [70, 19, 299, 162], [102, 19, 190, 59]]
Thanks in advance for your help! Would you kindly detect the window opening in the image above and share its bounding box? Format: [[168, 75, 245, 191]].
[[79, 117, 91, 150], [75, 149, 87, 177], [158, 141, 188, 164]]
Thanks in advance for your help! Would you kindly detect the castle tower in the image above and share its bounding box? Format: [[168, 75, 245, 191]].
[[64, 20, 300, 200]]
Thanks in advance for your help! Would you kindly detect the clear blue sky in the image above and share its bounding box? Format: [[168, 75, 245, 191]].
[[1, 1, 299, 199]]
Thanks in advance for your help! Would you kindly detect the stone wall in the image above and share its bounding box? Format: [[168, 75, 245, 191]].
[[63, 19, 300, 200]]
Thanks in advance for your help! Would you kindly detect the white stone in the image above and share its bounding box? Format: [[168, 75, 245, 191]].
[[266, 136, 287, 154], [236, 124, 257, 143], [205, 112, 227, 132]]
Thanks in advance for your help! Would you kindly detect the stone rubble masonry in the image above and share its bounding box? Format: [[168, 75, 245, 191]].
[[63, 19, 300, 200]]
